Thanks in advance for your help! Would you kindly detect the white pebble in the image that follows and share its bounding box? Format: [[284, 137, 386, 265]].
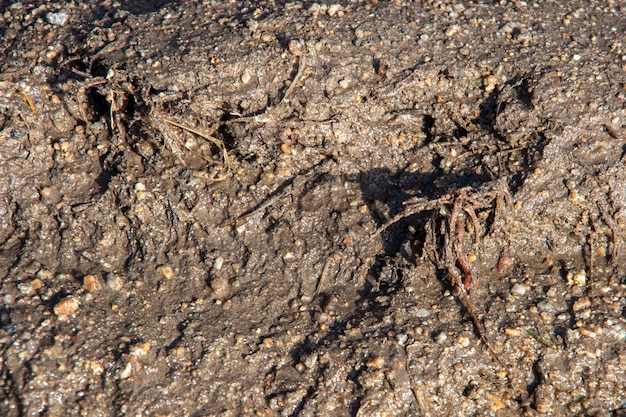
[[328, 4, 343, 17], [415, 308, 431, 318], [511, 283, 527, 296], [213, 257, 224, 270], [46, 11, 69, 26], [106, 274, 123, 291]]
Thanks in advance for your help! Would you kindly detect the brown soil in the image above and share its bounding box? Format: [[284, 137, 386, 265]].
[[1, 1, 625, 416]]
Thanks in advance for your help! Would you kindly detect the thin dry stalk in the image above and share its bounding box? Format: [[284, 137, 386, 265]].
[[219, 158, 329, 228], [161, 117, 231, 181], [228, 51, 307, 125]]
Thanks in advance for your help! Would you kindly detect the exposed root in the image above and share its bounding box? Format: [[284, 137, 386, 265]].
[[371, 182, 528, 400]]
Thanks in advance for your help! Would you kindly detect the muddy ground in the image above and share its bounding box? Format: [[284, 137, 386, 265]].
[[1, 1, 626, 416]]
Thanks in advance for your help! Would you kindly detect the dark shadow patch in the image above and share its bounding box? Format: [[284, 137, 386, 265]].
[[119, 0, 173, 15]]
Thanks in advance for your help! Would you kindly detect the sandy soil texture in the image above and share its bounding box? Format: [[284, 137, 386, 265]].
[[1, 1, 625, 416]]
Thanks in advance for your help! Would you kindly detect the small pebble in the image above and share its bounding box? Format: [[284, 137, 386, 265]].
[[395, 333, 408, 346], [510, 283, 527, 296], [37, 269, 54, 280], [156, 265, 174, 279], [83, 274, 102, 293], [414, 308, 431, 318], [120, 362, 133, 379], [435, 332, 447, 344], [457, 335, 470, 348], [578, 327, 597, 338], [280, 143, 293, 154], [483, 75, 497, 92], [315, 312, 331, 323], [504, 328, 521, 337], [17, 282, 33, 295], [130, 342, 151, 357], [106, 274, 123, 291], [210, 275, 229, 297], [45, 11, 69, 26], [572, 297, 591, 312], [327, 4, 344, 17], [40, 186, 62, 204], [568, 189, 585, 204], [213, 257, 224, 271], [566, 270, 587, 286], [54, 296, 79, 316], [366, 356, 385, 369], [260, 32, 276, 43]]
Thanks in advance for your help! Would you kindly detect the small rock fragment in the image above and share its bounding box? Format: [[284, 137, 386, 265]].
[[504, 328, 521, 337], [156, 265, 174, 279], [130, 342, 151, 357], [568, 189, 585, 204], [572, 297, 591, 312], [566, 269, 587, 286], [511, 283, 527, 296], [106, 274, 123, 291], [40, 186, 62, 204], [54, 296, 79, 316], [328, 4, 344, 17], [46, 11, 69, 26], [210, 275, 229, 297], [483, 75, 497, 92], [366, 356, 385, 369], [213, 257, 224, 271], [83, 274, 102, 292]]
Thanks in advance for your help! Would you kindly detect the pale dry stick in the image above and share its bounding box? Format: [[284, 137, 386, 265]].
[[369, 196, 445, 241], [404, 345, 431, 416], [282, 52, 307, 104], [228, 52, 307, 125], [588, 231, 595, 289], [161, 117, 231, 181], [314, 255, 332, 298], [219, 162, 326, 228]]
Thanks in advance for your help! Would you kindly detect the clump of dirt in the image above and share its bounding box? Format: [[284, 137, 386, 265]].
[[1, 1, 625, 416]]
